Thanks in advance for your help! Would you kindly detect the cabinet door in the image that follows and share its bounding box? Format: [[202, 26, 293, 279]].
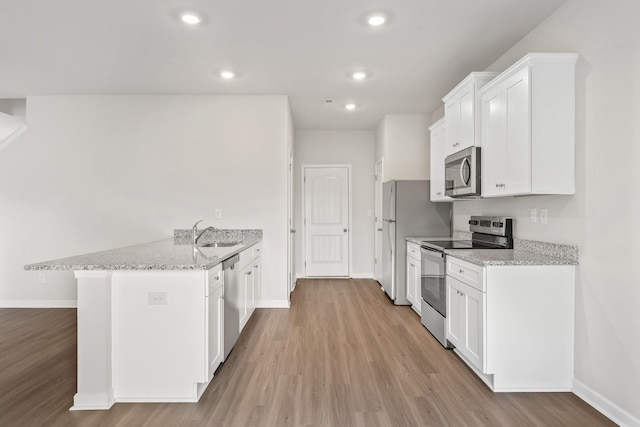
[[481, 66, 531, 197], [207, 286, 224, 380], [252, 256, 261, 309], [429, 120, 451, 201], [444, 98, 461, 156], [481, 84, 507, 196], [406, 257, 421, 314], [446, 278, 464, 349], [462, 283, 486, 372], [239, 263, 252, 331], [502, 66, 531, 195], [458, 86, 475, 150]]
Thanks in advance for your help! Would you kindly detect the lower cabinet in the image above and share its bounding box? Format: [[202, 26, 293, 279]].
[[406, 242, 421, 314], [238, 243, 261, 332], [445, 255, 575, 392], [447, 275, 485, 371], [206, 265, 224, 381]]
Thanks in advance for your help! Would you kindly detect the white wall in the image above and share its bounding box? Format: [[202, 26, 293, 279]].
[[0, 95, 290, 307], [443, 1, 640, 423], [374, 114, 431, 181], [294, 130, 375, 279]]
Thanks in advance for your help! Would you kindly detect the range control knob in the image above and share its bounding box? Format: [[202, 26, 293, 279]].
[[469, 220, 479, 225]]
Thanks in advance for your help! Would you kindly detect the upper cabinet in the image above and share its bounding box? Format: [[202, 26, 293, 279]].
[[442, 72, 499, 157], [429, 118, 451, 202], [480, 53, 578, 197]]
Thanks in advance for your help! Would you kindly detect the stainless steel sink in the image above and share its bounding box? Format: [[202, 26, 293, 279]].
[[201, 241, 242, 248]]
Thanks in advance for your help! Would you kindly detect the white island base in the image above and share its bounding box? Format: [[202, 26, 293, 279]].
[[70, 269, 217, 410]]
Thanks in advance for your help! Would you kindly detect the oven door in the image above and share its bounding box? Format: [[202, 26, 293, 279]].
[[420, 246, 446, 317], [444, 146, 481, 197]]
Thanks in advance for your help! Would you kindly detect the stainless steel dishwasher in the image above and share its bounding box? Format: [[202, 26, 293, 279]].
[[222, 254, 240, 360]]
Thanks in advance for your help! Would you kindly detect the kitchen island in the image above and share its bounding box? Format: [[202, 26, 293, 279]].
[[25, 229, 262, 410]]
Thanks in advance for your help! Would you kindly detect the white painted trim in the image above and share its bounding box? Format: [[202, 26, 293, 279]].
[[255, 299, 290, 308], [301, 164, 353, 278], [573, 378, 639, 427], [0, 299, 77, 308], [350, 273, 374, 279]]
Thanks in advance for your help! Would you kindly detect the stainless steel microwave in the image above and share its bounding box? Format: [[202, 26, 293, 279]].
[[445, 146, 481, 197]]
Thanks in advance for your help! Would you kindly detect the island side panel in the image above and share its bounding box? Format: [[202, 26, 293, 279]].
[[112, 270, 207, 402], [71, 271, 115, 410]]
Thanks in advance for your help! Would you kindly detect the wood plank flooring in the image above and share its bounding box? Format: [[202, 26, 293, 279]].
[[0, 279, 614, 426]]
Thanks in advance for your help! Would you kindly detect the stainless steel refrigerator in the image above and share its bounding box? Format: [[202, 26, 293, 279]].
[[380, 180, 451, 305]]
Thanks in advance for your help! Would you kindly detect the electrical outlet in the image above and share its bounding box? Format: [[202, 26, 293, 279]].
[[38, 273, 46, 284], [540, 208, 548, 225], [214, 209, 222, 219], [148, 292, 168, 305], [530, 208, 537, 224]]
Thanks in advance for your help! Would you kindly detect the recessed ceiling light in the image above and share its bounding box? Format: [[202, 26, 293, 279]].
[[345, 103, 357, 111], [220, 70, 235, 79], [352, 71, 367, 81], [367, 14, 386, 26], [181, 13, 202, 25]]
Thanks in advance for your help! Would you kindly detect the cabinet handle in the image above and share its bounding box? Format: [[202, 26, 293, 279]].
[[246, 271, 252, 276], [437, 192, 442, 196], [215, 275, 220, 281], [459, 269, 464, 274], [256, 248, 260, 252]]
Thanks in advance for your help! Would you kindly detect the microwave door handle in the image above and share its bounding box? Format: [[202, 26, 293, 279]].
[[460, 157, 471, 185]]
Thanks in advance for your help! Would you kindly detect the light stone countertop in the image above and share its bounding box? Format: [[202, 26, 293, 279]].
[[443, 248, 577, 266], [24, 237, 262, 271], [405, 234, 578, 266]]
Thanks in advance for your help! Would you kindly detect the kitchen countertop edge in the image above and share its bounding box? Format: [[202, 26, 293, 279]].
[[24, 237, 262, 272]]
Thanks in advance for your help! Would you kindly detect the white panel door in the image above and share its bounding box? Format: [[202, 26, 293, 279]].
[[304, 166, 349, 277]]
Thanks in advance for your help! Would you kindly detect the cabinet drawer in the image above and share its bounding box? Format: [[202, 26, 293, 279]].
[[207, 264, 223, 296], [407, 242, 421, 260], [239, 242, 261, 270], [447, 256, 485, 292]]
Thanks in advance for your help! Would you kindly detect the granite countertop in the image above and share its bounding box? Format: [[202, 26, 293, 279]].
[[405, 234, 578, 267], [24, 233, 262, 271], [443, 248, 577, 266]]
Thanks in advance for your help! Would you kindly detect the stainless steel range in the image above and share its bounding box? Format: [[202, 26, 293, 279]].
[[419, 216, 513, 347]]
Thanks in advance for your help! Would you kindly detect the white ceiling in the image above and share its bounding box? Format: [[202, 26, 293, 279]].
[[0, 0, 566, 130]]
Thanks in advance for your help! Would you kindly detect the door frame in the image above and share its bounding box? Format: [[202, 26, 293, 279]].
[[374, 158, 384, 281], [301, 164, 352, 278]]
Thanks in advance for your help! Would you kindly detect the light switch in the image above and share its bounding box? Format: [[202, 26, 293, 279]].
[[214, 209, 222, 219]]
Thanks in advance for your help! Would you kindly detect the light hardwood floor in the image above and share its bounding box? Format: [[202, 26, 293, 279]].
[[0, 279, 614, 426]]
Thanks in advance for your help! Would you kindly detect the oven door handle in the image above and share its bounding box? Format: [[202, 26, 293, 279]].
[[420, 246, 444, 259]]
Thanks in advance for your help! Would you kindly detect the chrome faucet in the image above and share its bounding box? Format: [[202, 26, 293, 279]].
[[192, 219, 218, 245]]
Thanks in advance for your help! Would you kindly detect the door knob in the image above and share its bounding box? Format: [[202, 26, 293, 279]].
[[377, 228, 382, 232], [343, 228, 348, 232], [290, 229, 296, 233]]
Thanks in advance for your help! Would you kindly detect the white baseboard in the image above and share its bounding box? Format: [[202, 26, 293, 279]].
[[255, 299, 290, 309], [573, 378, 640, 426], [350, 273, 374, 279], [0, 299, 77, 308]]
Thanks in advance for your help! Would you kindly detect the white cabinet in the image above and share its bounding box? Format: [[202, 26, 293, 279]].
[[480, 53, 578, 197], [428, 118, 451, 202], [445, 255, 575, 392], [405, 242, 421, 314], [206, 265, 224, 381], [238, 243, 261, 332], [447, 275, 486, 371], [442, 72, 498, 157]]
